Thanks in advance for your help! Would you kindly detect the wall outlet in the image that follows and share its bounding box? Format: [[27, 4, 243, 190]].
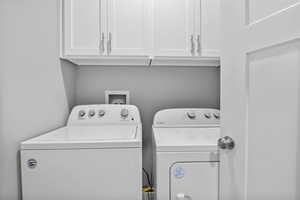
[[105, 90, 130, 104]]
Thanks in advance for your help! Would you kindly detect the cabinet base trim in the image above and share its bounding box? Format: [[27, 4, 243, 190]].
[[60, 56, 220, 67], [151, 56, 220, 67]]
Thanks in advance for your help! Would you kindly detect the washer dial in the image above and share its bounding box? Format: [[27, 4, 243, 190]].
[[187, 112, 196, 119], [89, 110, 95, 117], [98, 110, 106, 117], [121, 109, 129, 118], [78, 110, 86, 118]]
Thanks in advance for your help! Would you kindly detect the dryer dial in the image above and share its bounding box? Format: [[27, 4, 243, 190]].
[[213, 112, 220, 119], [204, 113, 212, 119]]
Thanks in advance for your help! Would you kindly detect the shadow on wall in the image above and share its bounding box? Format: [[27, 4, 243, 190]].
[[60, 59, 77, 110]]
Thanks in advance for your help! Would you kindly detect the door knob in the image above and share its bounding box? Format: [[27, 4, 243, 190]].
[[218, 136, 235, 150]]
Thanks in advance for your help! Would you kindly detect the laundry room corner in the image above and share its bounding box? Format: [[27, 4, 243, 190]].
[[73, 66, 221, 184], [60, 59, 77, 110]]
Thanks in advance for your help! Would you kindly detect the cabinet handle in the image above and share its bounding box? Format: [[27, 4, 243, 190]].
[[107, 32, 112, 55], [100, 32, 105, 54], [196, 34, 201, 55], [190, 35, 195, 55]]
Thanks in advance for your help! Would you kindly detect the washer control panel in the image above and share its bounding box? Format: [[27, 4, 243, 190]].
[[153, 108, 220, 126], [67, 105, 141, 126]]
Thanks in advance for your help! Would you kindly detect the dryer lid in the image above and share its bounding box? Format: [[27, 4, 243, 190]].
[[21, 125, 141, 150], [153, 127, 220, 152]]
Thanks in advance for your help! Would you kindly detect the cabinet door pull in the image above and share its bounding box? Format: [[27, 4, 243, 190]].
[[190, 35, 195, 55], [100, 32, 105, 54], [196, 34, 201, 55], [107, 32, 112, 55]]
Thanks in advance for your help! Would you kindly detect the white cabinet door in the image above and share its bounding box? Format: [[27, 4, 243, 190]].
[[153, 0, 197, 56], [107, 0, 150, 56], [220, 0, 300, 200], [62, 0, 220, 59], [63, 0, 105, 56], [197, 0, 220, 57]]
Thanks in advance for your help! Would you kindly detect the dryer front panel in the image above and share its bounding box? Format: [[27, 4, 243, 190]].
[[170, 162, 219, 200]]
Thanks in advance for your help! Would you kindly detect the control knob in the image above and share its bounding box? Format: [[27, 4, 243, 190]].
[[98, 110, 106, 117], [213, 112, 220, 119], [120, 109, 129, 118], [204, 113, 212, 119], [187, 112, 196, 119], [78, 110, 86, 118], [89, 110, 95, 117]]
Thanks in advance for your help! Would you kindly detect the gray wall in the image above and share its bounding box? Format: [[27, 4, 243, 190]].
[[75, 66, 220, 176], [0, 0, 74, 199]]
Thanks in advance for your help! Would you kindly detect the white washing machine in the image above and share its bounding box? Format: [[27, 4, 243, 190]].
[[21, 104, 142, 200], [153, 108, 220, 200]]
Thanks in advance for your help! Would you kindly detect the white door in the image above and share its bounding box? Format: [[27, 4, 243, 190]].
[[63, 0, 105, 56], [107, 0, 150, 56], [152, 0, 197, 56], [198, 0, 220, 57], [220, 1, 300, 200]]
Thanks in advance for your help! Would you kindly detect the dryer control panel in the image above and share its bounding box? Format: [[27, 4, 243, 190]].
[[153, 108, 220, 127], [67, 104, 141, 126]]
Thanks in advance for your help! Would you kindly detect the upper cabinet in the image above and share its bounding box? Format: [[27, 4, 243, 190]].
[[153, 0, 198, 57], [200, 0, 220, 57], [152, 0, 219, 57], [63, 0, 150, 57], [107, 0, 150, 56], [61, 0, 220, 66], [63, 0, 102, 56]]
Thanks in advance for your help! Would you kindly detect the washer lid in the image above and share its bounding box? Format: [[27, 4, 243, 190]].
[[153, 127, 220, 152], [21, 125, 141, 150]]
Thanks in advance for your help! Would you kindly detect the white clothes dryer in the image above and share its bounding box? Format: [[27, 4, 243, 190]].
[[153, 108, 220, 200]]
